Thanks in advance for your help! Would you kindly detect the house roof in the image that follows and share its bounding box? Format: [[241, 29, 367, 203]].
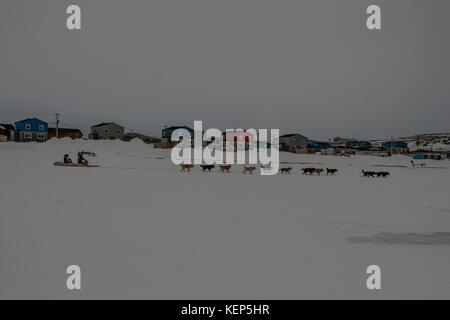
[[280, 133, 306, 138], [0, 123, 14, 130], [122, 132, 161, 142], [91, 122, 123, 128], [163, 126, 193, 131], [14, 117, 47, 124]]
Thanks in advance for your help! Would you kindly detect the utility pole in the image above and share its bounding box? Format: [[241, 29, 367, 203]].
[[55, 113, 60, 139], [391, 136, 394, 155]]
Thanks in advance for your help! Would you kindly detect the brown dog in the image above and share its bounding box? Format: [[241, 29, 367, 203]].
[[314, 168, 324, 175], [279, 167, 292, 174], [243, 166, 257, 174], [219, 164, 232, 173], [180, 164, 194, 172]]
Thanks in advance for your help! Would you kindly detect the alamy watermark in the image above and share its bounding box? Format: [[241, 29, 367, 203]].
[[170, 121, 280, 175], [65, 5, 382, 31], [66, 265, 81, 290]]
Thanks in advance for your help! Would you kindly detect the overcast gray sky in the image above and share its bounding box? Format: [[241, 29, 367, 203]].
[[1, 0, 449, 139]]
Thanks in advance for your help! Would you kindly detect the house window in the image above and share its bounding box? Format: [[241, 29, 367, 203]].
[[117, 130, 120, 134], [104, 129, 109, 133], [37, 133, 45, 139], [25, 124, 31, 130], [24, 132, 32, 139], [39, 125, 44, 130]]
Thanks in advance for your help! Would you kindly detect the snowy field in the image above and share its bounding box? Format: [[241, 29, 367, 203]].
[[1, 139, 450, 299]]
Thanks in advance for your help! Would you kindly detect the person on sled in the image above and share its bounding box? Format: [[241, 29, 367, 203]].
[[64, 154, 72, 164], [77, 152, 88, 165]]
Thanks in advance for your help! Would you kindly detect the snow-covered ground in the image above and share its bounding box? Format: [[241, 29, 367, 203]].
[[1, 139, 450, 299]]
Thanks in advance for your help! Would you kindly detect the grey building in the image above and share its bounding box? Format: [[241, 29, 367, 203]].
[[89, 122, 125, 140], [280, 133, 308, 152]]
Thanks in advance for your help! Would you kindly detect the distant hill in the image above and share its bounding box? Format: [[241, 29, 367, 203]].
[[401, 133, 450, 152]]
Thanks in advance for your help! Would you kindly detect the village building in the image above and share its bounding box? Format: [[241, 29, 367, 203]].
[[320, 148, 336, 155], [155, 125, 195, 148], [89, 122, 124, 140], [345, 140, 372, 149], [279, 133, 308, 153], [381, 141, 409, 154], [48, 127, 83, 140], [295, 148, 308, 154], [307, 141, 335, 153], [354, 148, 391, 157], [219, 130, 256, 151], [161, 126, 194, 140], [14, 118, 48, 142], [331, 136, 353, 144], [0, 124, 15, 142], [411, 151, 444, 160], [122, 132, 161, 144]]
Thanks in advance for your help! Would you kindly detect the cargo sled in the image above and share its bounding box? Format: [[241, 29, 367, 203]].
[[53, 162, 99, 168]]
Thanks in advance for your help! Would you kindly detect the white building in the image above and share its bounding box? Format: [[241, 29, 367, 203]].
[[280, 133, 308, 152]]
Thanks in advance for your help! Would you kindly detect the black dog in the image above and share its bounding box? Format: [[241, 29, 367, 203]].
[[200, 164, 215, 172], [362, 170, 376, 177], [302, 167, 315, 175], [376, 171, 390, 178], [326, 168, 338, 175]]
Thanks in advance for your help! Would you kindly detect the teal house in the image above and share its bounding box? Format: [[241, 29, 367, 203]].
[[14, 118, 48, 142]]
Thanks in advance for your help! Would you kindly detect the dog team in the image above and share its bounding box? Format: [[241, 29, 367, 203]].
[[361, 170, 390, 178], [180, 163, 391, 178], [179, 164, 351, 176]]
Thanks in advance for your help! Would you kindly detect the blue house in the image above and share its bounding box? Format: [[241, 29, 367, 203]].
[[413, 153, 443, 160], [14, 118, 48, 142], [307, 141, 336, 151], [382, 141, 408, 149]]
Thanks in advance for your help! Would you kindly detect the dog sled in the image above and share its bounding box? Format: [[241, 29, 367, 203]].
[[53, 162, 99, 168]]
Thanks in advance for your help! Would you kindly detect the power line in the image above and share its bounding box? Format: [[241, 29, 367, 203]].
[[0, 112, 55, 116]]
